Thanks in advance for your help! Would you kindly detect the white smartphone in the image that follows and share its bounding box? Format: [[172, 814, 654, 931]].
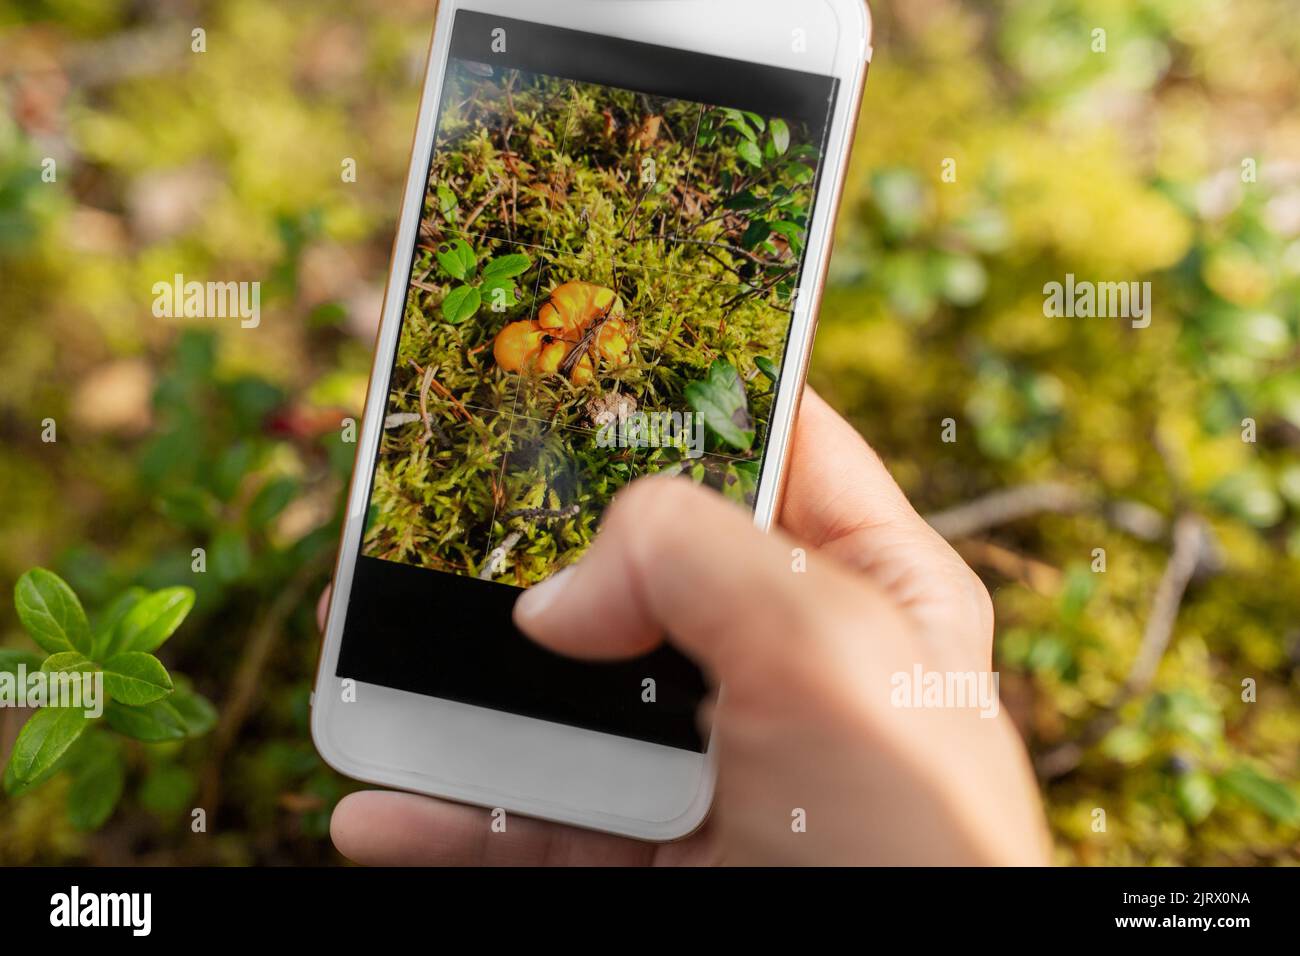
[[312, 0, 872, 841]]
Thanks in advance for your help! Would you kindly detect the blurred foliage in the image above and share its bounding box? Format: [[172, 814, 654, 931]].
[[0, 0, 1296, 864]]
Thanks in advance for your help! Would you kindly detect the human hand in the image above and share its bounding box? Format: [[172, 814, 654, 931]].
[[327, 388, 1051, 865]]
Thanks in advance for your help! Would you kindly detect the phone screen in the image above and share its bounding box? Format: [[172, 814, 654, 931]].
[[336, 10, 839, 752]]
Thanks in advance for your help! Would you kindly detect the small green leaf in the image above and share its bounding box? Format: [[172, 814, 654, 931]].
[[212, 442, 254, 502], [67, 736, 125, 831], [435, 238, 477, 280], [1175, 771, 1217, 824], [481, 253, 532, 280], [724, 190, 762, 211], [435, 183, 459, 221], [211, 529, 253, 583], [1219, 765, 1300, 824], [8, 705, 89, 785], [441, 285, 482, 324], [158, 487, 219, 531], [685, 361, 755, 452], [169, 684, 218, 737], [102, 653, 173, 706], [14, 569, 92, 656], [247, 477, 298, 530], [755, 356, 779, 383], [105, 700, 187, 741], [480, 278, 519, 311], [737, 139, 763, 169], [0, 648, 45, 675], [92, 587, 146, 660], [769, 220, 805, 244], [724, 114, 757, 142], [140, 764, 197, 816], [770, 118, 790, 155], [111, 587, 195, 655], [741, 219, 771, 249]]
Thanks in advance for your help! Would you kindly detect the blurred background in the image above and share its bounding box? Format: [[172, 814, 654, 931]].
[[1, 0, 1297, 865]]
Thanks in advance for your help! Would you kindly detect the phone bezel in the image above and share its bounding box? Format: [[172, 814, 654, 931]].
[[312, 0, 872, 842]]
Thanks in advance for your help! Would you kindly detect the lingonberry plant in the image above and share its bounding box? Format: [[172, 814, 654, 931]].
[[0, 569, 215, 830]]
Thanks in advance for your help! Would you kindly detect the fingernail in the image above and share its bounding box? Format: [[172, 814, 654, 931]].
[[514, 566, 575, 623]]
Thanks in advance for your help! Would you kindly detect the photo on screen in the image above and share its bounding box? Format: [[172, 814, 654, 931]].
[[361, 58, 824, 588]]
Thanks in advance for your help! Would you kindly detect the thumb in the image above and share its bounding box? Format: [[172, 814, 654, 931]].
[[512, 476, 900, 681]]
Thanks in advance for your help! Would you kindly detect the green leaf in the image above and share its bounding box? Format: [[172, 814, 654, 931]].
[[0, 648, 45, 675], [102, 653, 173, 706], [1175, 771, 1217, 824], [755, 356, 779, 383], [7, 705, 89, 785], [481, 253, 532, 280], [110, 587, 195, 655], [737, 139, 763, 169], [211, 529, 253, 583], [158, 487, 219, 531], [723, 112, 757, 142], [105, 699, 187, 741], [441, 285, 482, 324], [247, 477, 298, 530], [435, 183, 459, 221], [140, 764, 197, 816], [769, 220, 805, 244], [1219, 765, 1300, 824], [169, 684, 218, 737], [480, 278, 519, 311], [685, 361, 755, 452], [770, 118, 790, 156], [67, 736, 125, 831], [741, 219, 771, 249], [92, 587, 145, 660], [41, 652, 98, 674], [212, 442, 254, 502], [724, 190, 762, 211], [435, 238, 477, 281], [14, 569, 92, 656], [3, 740, 69, 796]]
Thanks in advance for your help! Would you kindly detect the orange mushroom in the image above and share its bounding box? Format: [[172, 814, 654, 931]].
[[492, 280, 633, 385]]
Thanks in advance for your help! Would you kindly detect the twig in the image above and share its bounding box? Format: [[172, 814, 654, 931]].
[[417, 364, 436, 445], [925, 482, 1168, 542], [407, 360, 470, 423], [199, 550, 333, 817], [463, 184, 504, 232], [1122, 515, 1208, 697], [1035, 513, 1213, 779], [925, 483, 1091, 540], [954, 539, 1063, 595], [620, 182, 653, 240], [655, 236, 787, 268], [506, 505, 580, 522]]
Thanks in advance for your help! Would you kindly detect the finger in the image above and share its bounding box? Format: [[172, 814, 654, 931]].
[[317, 586, 331, 633], [330, 790, 661, 866], [783, 388, 993, 648], [513, 476, 903, 677], [782, 387, 936, 553]]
